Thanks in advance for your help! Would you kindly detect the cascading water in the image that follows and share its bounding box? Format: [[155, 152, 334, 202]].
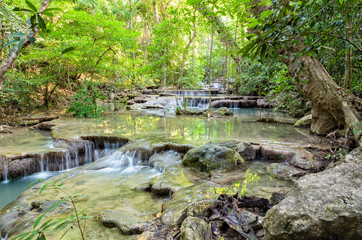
[[2, 164, 8, 183]]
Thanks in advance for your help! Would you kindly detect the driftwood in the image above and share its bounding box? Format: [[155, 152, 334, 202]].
[[205, 194, 270, 240]]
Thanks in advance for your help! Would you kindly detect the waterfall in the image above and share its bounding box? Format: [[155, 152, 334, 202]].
[[65, 152, 71, 169], [75, 151, 79, 167], [39, 153, 45, 172], [2, 163, 8, 183]]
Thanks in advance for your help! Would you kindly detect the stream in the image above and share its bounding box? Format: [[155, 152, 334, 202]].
[[0, 106, 312, 239]]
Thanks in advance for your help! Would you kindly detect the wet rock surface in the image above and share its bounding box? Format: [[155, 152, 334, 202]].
[[294, 114, 312, 127], [180, 216, 210, 240], [98, 210, 150, 235], [263, 146, 362, 240], [267, 163, 306, 180], [182, 142, 246, 172]]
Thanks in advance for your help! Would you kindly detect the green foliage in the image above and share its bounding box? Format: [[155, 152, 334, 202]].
[[12, 178, 89, 240], [0, 71, 39, 109], [67, 83, 105, 118]]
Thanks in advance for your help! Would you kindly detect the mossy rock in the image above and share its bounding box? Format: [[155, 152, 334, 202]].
[[182, 143, 246, 172], [213, 107, 234, 116]]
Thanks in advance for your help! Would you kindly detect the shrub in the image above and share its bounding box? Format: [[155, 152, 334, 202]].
[[66, 83, 105, 118]]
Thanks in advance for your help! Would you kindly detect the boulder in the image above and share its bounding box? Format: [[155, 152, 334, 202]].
[[213, 107, 233, 116], [294, 114, 312, 127], [182, 143, 246, 172], [216, 141, 256, 161], [263, 146, 362, 240], [180, 217, 210, 240], [290, 149, 323, 171]]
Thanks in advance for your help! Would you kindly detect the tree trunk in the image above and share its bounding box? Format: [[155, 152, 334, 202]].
[[208, 24, 214, 117], [285, 54, 361, 143], [153, 0, 159, 24], [0, 0, 50, 90]]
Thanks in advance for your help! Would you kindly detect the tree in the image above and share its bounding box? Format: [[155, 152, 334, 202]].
[[0, 0, 52, 90], [240, 0, 362, 144]]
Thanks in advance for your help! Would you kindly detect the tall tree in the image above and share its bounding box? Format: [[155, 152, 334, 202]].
[[241, 0, 362, 144]]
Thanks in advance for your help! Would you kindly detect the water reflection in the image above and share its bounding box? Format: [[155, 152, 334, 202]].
[[53, 109, 309, 146]]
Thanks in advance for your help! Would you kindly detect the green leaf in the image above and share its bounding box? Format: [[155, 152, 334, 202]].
[[2, 39, 19, 49], [37, 15, 46, 30], [61, 47, 75, 55], [25, 0, 38, 12], [339, 0, 344, 4], [33, 213, 46, 229], [24, 233, 36, 240], [36, 233, 46, 240], [28, 36, 36, 44], [53, 221, 72, 231], [13, 7, 33, 12], [26, 179, 43, 189], [41, 11, 54, 17], [39, 182, 51, 194], [30, 15, 37, 27], [10, 32, 26, 38], [39, 219, 53, 230], [43, 8, 62, 12], [17, 37, 26, 51]]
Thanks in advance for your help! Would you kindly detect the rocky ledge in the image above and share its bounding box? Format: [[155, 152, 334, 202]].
[[263, 146, 362, 240]]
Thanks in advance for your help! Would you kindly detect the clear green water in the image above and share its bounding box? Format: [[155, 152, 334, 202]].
[[0, 129, 60, 155], [0, 108, 308, 239], [52, 109, 309, 146]]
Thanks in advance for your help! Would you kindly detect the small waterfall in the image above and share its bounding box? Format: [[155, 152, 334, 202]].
[[2, 163, 8, 182], [84, 142, 94, 164], [75, 151, 79, 167], [65, 152, 71, 169], [39, 153, 45, 172], [94, 150, 100, 161]]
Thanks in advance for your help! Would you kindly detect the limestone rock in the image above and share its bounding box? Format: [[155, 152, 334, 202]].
[[213, 107, 234, 116], [290, 149, 323, 171], [182, 143, 246, 172], [216, 141, 256, 160], [98, 210, 149, 235], [294, 114, 312, 127], [180, 217, 209, 240], [149, 166, 193, 196], [267, 163, 306, 180], [263, 146, 362, 240]]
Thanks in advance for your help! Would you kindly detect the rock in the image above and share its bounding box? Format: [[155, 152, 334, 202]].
[[109, 93, 115, 101], [260, 146, 294, 161], [294, 114, 312, 127], [33, 122, 55, 131], [98, 210, 149, 235], [182, 143, 246, 172], [161, 186, 213, 226], [216, 141, 256, 160], [180, 217, 209, 240], [149, 167, 193, 196], [0, 125, 13, 133], [267, 163, 306, 180], [213, 107, 234, 116], [290, 149, 323, 171], [143, 105, 165, 109], [263, 146, 362, 240], [256, 229, 265, 238]]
